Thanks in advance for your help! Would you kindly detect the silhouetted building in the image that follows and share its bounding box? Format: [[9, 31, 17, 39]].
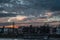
[[40, 25, 50, 35], [4, 28, 9, 34], [52, 27, 56, 34], [2, 26, 5, 33], [56, 26, 60, 34]]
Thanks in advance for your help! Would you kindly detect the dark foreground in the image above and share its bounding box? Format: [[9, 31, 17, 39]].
[[0, 34, 60, 40], [0, 24, 60, 40]]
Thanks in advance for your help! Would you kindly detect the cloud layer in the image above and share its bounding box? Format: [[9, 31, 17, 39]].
[[0, 0, 60, 17]]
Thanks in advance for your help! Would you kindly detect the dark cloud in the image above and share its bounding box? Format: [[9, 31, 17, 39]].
[[0, 13, 17, 17], [0, 0, 60, 17], [0, 7, 4, 11], [0, 0, 10, 3]]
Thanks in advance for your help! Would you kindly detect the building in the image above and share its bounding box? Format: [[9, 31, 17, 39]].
[[56, 26, 60, 34]]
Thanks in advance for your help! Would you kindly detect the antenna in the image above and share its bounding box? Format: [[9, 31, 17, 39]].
[[12, 22, 15, 28], [12, 22, 15, 33]]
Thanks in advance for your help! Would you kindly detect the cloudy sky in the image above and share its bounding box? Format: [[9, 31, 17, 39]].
[[0, 0, 60, 22], [0, 0, 60, 16]]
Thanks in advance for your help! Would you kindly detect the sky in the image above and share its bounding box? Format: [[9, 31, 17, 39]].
[[0, 0, 60, 23]]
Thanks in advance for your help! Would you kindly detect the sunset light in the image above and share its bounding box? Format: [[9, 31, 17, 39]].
[[8, 15, 28, 22]]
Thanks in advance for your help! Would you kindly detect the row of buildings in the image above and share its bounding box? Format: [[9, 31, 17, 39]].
[[0, 24, 60, 36]]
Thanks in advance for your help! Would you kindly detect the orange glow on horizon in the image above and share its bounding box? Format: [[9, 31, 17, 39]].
[[4, 25, 18, 28]]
